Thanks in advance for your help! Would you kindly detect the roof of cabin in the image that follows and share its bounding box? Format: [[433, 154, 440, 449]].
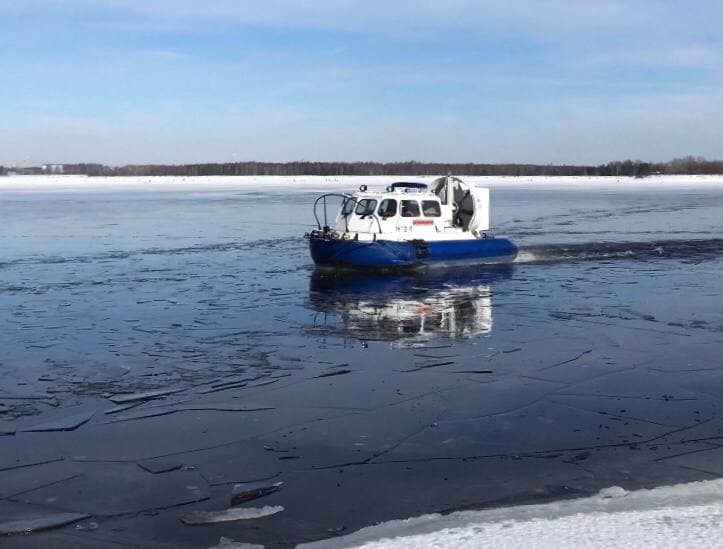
[[390, 182, 427, 190]]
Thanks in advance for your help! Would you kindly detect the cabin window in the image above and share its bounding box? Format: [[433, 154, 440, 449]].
[[401, 200, 420, 217], [422, 200, 441, 217], [355, 199, 377, 216], [378, 199, 397, 218]]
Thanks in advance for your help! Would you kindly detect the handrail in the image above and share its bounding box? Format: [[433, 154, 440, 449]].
[[312, 193, 353, 230], [369, 212, 383, 234], [312, 193, 383, 234]]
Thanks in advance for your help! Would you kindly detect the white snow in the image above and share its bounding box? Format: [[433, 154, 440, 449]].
[[298, 479, 723, 549], [0, 174, 722, 194], [207, 537, 263, 549]]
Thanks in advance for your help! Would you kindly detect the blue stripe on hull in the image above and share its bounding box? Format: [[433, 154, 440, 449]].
[[309, 237, 518, 268]]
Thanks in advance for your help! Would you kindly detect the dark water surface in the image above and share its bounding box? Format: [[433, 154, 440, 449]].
[[1, 181, 721, 548]]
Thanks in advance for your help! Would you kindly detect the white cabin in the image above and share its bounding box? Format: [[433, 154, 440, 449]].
[[333, 176, 491, 242]]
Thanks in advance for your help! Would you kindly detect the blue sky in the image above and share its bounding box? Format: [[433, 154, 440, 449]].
[[1, 1, 720, 165]]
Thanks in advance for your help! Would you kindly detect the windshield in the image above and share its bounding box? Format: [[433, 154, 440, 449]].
[[341, 198, 356, 216]]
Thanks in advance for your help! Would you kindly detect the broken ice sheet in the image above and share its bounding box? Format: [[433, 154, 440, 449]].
[[0, 456, 64, 474], [0, 512, 90, 536], [103, 402, 143, 415], [0, 421, 16, 436], [181, 505, 283, 525], [0, 460, 82, 499], [245, 378, 280, 389], [105, 402, 274, 424], [18, 463, 210, 515], [19, 410, 95, 433], [137, 457, 185, 474], [231, 481, 283, 505], [180, 403, 275, 413], [108, 388, 185, 404], [104, 406, 178, 423]]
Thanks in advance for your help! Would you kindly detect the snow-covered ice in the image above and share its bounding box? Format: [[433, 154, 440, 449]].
[[0, 174, 721, 194], [299, 479, 723, 549]]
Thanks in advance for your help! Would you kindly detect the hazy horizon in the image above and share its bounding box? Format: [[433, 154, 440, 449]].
[[2, 1, 721, 166]]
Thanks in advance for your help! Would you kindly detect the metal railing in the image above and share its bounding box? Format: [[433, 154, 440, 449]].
[[312, 193, 383, 234]]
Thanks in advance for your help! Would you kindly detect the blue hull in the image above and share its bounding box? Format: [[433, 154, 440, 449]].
[[309, 236, 518, 268]]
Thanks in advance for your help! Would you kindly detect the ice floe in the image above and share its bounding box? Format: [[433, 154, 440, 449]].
[[230, 481, 283, 505], [182, 505, 284, 525], [0, 512, 90, 536], [19, 410, 95, 432]]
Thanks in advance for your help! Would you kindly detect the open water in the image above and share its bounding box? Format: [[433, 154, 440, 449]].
[[0, 178, 721, 548]]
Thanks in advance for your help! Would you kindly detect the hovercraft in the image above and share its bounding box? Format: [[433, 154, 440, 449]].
[[305, 176, 517, 268]]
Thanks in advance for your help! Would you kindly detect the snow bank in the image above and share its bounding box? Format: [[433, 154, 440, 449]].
[[299, 479, 723, 549], [1, 174, 721, 194]]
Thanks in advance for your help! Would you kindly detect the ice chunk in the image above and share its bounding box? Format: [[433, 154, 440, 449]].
[[182, 505, 283, 525], [315, 369, 352, 378], [0, 512, 90, 536], [73, 521, 99, 531], [231, 481, 283, 505], [20, 410, 95, 432], [598, 486, 628, 499]]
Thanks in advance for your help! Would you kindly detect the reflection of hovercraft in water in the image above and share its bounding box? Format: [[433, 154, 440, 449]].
[[308, 267, 513, 343], [304, 177, 518, 268]]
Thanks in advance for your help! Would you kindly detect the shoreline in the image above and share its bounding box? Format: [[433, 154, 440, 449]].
[[299, 479, 723, 549]]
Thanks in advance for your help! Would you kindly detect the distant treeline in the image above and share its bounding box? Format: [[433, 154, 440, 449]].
[[2, 156, 721, 177]]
